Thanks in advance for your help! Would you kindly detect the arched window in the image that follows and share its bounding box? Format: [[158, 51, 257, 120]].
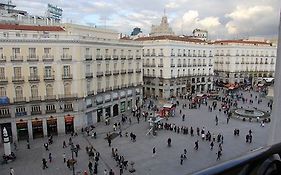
[[46, 84, 53, 96], [0, 87, 6, 97], [15, 86, 23, 98], [31, 85, 38, 97]]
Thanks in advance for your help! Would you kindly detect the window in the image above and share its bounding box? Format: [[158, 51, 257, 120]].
[[12, 48, 20, 57], [46, 104, 55, 111], [160, 58, 163, 64], [62, 48, 69, 56], [106, 63, 110, 71], [31, 105, 41, 112], [44, 48, 51, 55], [0, 67, 5, 78], [15, 86, 23, 98], [85, 48, 90, 55], [106, 77, 110, 88], [63, 65, 70, 76], [31, 85, 38, 97], [160, 70, 163, 77], [0, 48, 3, 58], [114, 63, 117, 70], [121, 76, 125, 85], [30, 67, 38, 76], [45, 66, 52, 77], [14, 67, 22, 77], [152, 69, 155, 76], [97, 63, 101, 71], [0, 87, 6, 96], [46, 84, 53, 96], [114, 77, 118, 87], [29, 48, 36, 58], [87, 81, 91, 93], [97, 79, 102, 90], [64, 83, 71, 95], [86, 64, 91, 73]]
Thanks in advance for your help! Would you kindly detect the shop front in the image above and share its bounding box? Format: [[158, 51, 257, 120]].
[[47, 117, 58, 136], [65, 115, 74, 134], [16, 120, 29, 141], [32, 119, 43, 139], [113, 104, 118, 117]]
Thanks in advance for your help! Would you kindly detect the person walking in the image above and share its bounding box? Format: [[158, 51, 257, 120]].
[[108, 138, 112, 147], [49, 153, 52, 163], [104, 169, 108, 175], [152, 147, 156, 157], [27, 140, 30, 149], [109, 169, 115, 175], [182, 114, 185, 121], [42, 158, 48, 169], [63, 153, 66, 163], [180, 154, 184, 165], [210, 141, 214, 150], [63, 140, 67, 148], [215, 115, 218, 125], [217, 150, 222, 160], [194, 140, 199, 150], [10, 167, 15, 175]]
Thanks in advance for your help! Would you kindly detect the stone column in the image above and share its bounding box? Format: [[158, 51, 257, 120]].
[[268, 12, 281, 145], [42, 119, 48, 137], [27, 120, 33, 140], [11, 121, 17, 142]]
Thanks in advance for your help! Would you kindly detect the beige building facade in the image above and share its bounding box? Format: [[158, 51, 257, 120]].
[[0, 23, 143, 142]]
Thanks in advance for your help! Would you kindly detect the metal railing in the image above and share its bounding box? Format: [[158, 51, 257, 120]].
[[193, 142, 281, 175]]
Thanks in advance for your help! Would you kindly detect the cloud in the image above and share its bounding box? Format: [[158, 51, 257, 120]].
[[225, 5, 278, 36], [11, 0, 279, 38]]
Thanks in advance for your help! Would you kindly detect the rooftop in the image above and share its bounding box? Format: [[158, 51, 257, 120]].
[[135, 35, 207, 43], [0, 24, 65, 31], [213, 39, 272, 46]]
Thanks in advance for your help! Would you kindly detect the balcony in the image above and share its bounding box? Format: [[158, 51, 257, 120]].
[[42, 55, 54, 62], [31, 110, 42, 115], [235, 62, 239, 64], [113, 55, 119, 60], [96, 71, 104, 77], [62, 74, 73, 80], [28, 75, 40, 82], [193, 64, 197, 67], [0, 55, 6, 62], [44, 95, 57, 101], [209, 64, 213, 66], [105, 55, 111, 60], [270, 62, 274, 65], [13, 97, 26, 103], [44, 75, 55, 81], [120, 55, 126, 60], [128, 69, 134, 74], [11, 55, 23, 62], [27, 55, 39, 62], [85, 55, 93, 61], [85, 72, 93, 78], [96, 55, 103, 61], [171, 54, 175, 57], [113, 70, 119, 75], [177, 64, 182, 67], [136, 55, 141, 59], [158, 53, 164, 56], [225, 61, 230, 64], [193, 54, 197, 57], [64, 106, 73, 112], [29, 96, 41, 102], [170, 64, 175, 67], [121, 70, 127, 74], [61, 55, 72, 61], [150, 64, 156, 67], [158, 64, 164, 67], [0, 77, 8, 84], [105, 71, 112, 76], [12, 76, 24, 83], [128, 55, 133, 60], [58, 93, 78, 100], [45, 108, 56, 114], [177, 54, 182, 57], [128, 83, 134, 87], [135, 69, 142, 73], [0, 113, 11, 118], [121, 84, 127, 88]]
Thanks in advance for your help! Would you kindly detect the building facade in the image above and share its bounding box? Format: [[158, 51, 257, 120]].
[[137, 35, 214, 99], [213, 40, 277, 85], [0, 23, 143, 142]]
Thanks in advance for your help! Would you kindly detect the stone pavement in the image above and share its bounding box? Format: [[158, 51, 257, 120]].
[[0, 89, 272, 175]]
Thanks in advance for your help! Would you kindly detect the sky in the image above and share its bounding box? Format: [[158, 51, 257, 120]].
[[12, 0, 281, 39]]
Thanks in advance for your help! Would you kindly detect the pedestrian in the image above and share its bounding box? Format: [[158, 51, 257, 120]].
[[84, 170, 88, 175], [210, 141, 214, 150], [13, 142, 17, 151], [180, 154, 184, 165], [10, 167, 15, 175], [67, 159, 70, 169], [63, 153, 66, 163], [246, 134, 249, 143], [27, 140, 30, 149], [194, 140, 199, 150], [108, 138, 111, 147], [109, 169, 115, 175], [215, 115, 218, 125], [227, 117, 230, 124], [63, 140, 67, 148], [217, 150, 222, 160], [42, 158, 48, 169], [182, 114, 185, 121], [49, 153, 52, 163], [152, 147, 156, 157], [88, 161, 93, 173], [104, 169, 108, 175], [249, 134, 252, 143]]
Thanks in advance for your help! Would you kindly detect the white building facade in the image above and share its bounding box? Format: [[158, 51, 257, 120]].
[[137, 36, 214, 99], [213, 40, 277, 85], [0, 23, 143, 142]]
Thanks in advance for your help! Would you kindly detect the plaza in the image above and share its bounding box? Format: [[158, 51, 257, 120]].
[[0, 88, 272, 175]]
